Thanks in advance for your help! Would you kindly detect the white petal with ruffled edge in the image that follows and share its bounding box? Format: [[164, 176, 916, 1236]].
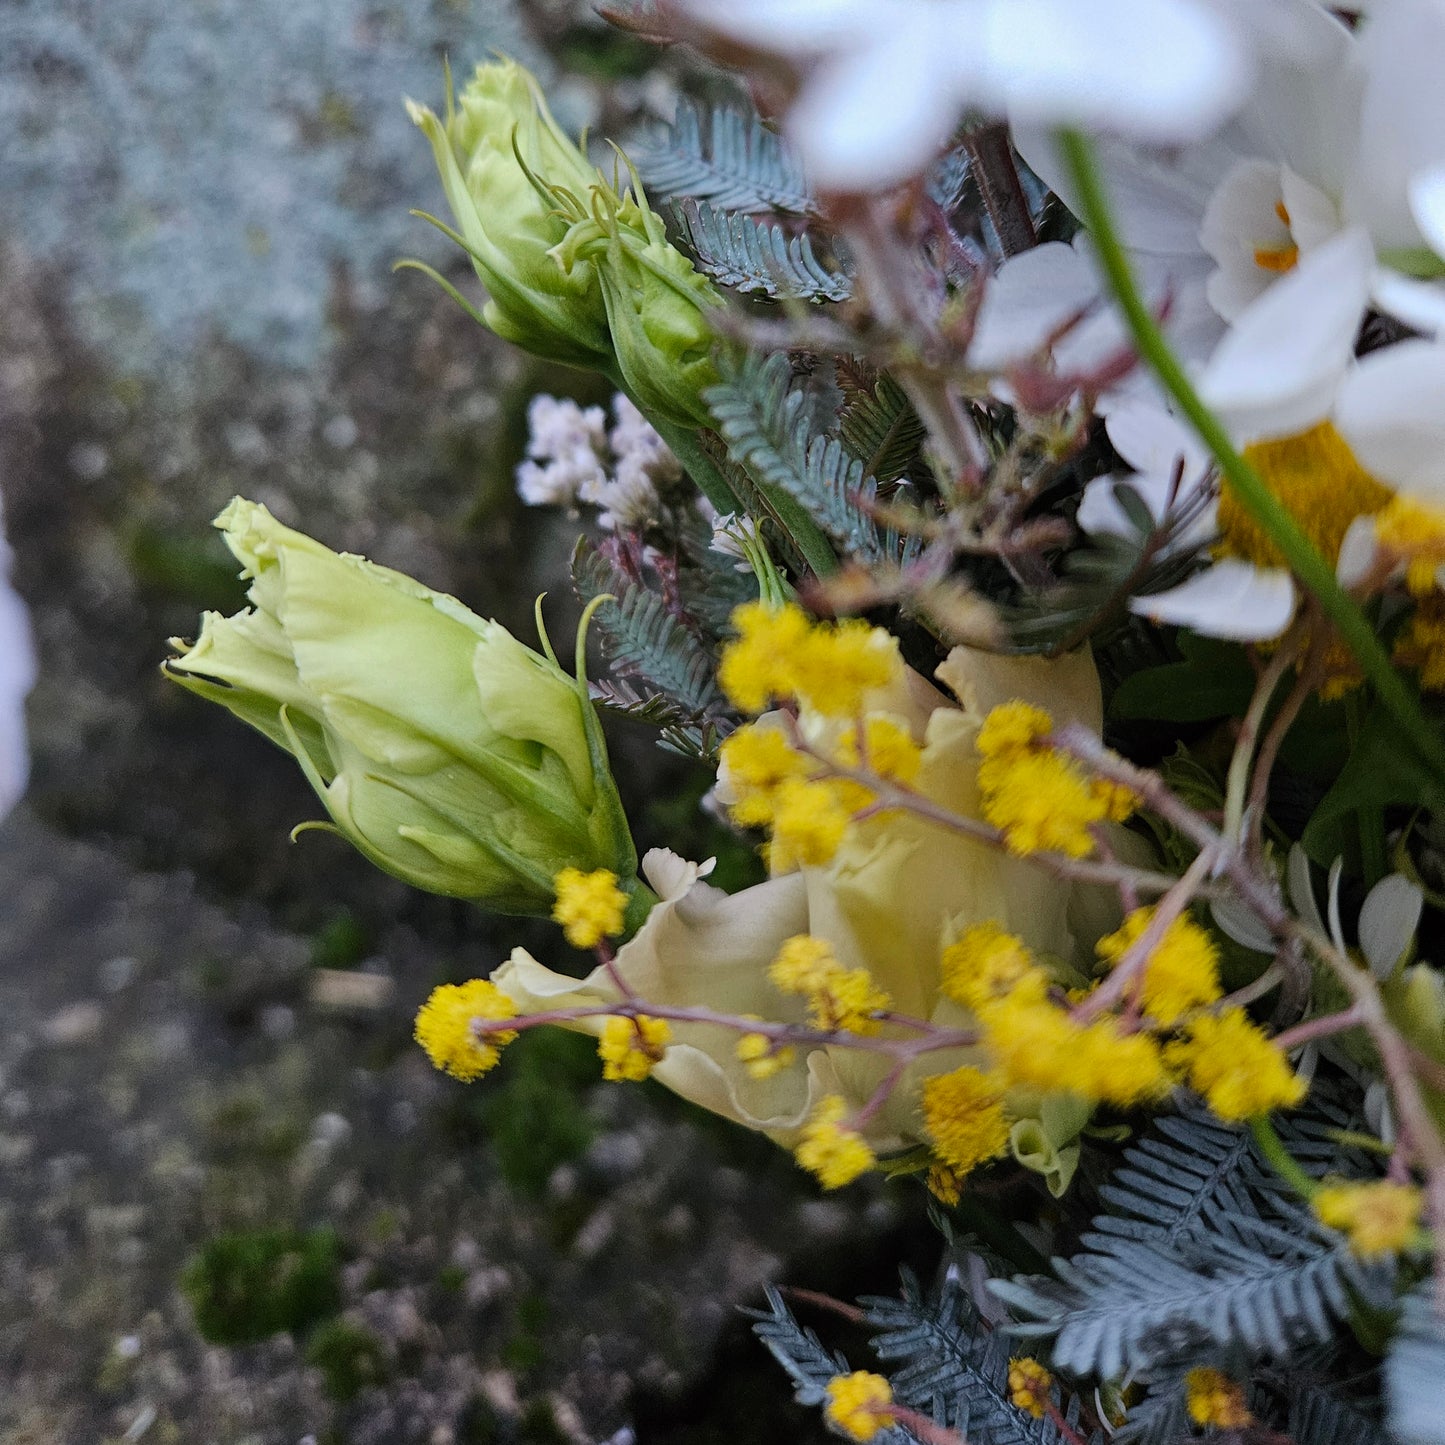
[[1129, 558, 1295, 639]]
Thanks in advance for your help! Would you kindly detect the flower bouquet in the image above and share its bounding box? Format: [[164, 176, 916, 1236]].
[[166, 2, 1445, 1439]]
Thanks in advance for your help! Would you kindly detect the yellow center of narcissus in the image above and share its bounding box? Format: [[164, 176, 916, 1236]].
[[1216, 421, 1392, 570]]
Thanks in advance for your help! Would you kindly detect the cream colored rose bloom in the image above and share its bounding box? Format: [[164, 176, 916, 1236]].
[[494, 644, 1130, 1194]]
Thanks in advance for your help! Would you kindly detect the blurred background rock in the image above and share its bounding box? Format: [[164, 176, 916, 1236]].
[[0, 2, 911, 1441]]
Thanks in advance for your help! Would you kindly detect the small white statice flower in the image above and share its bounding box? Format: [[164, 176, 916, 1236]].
[[514, 394, 609, 510], [709, 512, 761, 573], [679, 0, 1249, 194], [582, 394, 683, 531], [0, 489, 35, 820]]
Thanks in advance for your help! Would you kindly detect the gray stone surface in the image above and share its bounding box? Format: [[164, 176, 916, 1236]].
[[0, 806, 886, 1442], [0, 5, 905, 1440]]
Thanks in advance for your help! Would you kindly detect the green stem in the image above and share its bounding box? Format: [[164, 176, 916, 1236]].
[[622, 879, 660, 939], [1250, 1115, 1318, 1199], [651, 413, 839, 578], [1347, 690, 1388, 885], [648, 412, 741, 517], [1057, 128, 1445, 785]]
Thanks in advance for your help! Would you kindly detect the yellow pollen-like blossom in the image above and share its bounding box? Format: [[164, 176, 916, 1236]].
[[795, 1096, 876, 1188], [1313, 1179, 1423, 1257], [767, 778, 854, 869], [735, 1030, 797, 1080], [551, 867, 629, 950], [717, 603, 902, 719], [839, 716, 923, 785], [1167, 1008, 1306, 1120], [1007, 1358, 1054, 1419], [976, 701, 1054, 761], [824, 1372, 896, 1441], [1375, 494, 1445, 595], [1091, 777, 1139, 823], [939, 923, 1042, 1012], [926, 1163, 964, 1206], [717, 601, 815, 713], [922, 1066, 1011, 1177], [1095, 908, 1223, 1026], [793, 618, 902, 717], [1185, 1368, 1253, 1429], [719, 724, 809, 826], [768, 935, 891, 1032], [597, 1014, 671, 1081], [980, 747, 1105, 858], [414, 978, 520, 1081], [1394, 597, 1445, 692], [769, 934, 841, 992], [1219, 421, 1391, 571], [981, 995, 1171, 1107]]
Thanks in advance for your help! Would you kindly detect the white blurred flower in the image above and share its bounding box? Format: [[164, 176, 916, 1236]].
[[678, 0, 1250, 193], [1096, 231, 1445, 640], [1020, 0, 1445, 351], [0, 491, 34, 820]]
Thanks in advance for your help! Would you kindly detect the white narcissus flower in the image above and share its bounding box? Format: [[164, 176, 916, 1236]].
[[677, 0, 1249, 194], [1099, 229, 1445, 641], [0, 490, 34, 820], [1020, 0, 1445, 351], [495, 645, 1134, 1195]]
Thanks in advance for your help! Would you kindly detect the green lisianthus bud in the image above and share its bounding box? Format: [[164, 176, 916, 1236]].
[[406, 59, 612, 368], [553, 187, 723, 428], [166, 498, 637, 915]]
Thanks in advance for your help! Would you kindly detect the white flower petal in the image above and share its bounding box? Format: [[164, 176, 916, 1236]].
[[786, 12, 965, 190], [641, 848, 716, 902], [1326, 856, 1346, 954], [1346, 0, 1445, 249], [1370, 267, 1445, 338], [1129, 558, 1295, 639], [1281, 166, 1342, 252], [1336, 514, 1382, 589], [1105, 401, 1210, 478], [969, 242, 1100, 370], [1358, 873, 1423, 979], [1334, 338, 1445, 502], [1200, 158, 1289, 274], [677, 0, 883, 51], [1197, 227, 1373, 442], [1409, 166, 1445, 260], [981, 0, 1249, 142], [1210, 895, 1276, 953]]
